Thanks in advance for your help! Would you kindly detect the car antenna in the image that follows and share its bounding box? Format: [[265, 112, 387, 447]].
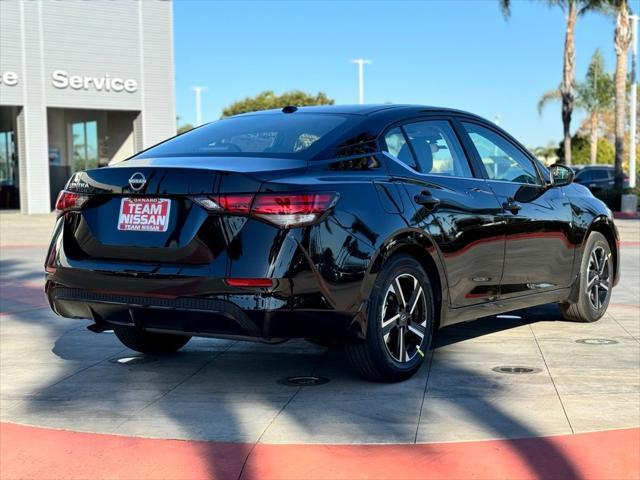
[[282, 105, 298, 113]]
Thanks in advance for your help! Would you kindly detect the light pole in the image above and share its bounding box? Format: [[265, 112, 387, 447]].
[[191, 86, 207, 126], [350, 59, 371, 104], [629, 14, 638, 188]]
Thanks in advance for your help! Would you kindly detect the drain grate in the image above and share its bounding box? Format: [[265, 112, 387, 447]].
[[110, 356, 157, 365], [575, 338, 618, 345], [278, 376, 330, 387], [492, 366, 541, 374]]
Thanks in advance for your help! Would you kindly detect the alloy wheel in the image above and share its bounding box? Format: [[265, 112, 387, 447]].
[[380, 273, 428, 363], [586, 246, 610, 310]]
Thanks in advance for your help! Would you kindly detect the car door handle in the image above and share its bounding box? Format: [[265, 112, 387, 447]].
[[414, 190, 440, 210], [502, 198, 522, 214]]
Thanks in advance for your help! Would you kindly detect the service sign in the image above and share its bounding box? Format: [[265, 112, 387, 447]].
[[118, 198, 171, 232]]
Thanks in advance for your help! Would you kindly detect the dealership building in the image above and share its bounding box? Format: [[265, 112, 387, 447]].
[[0, 0, 176, 213]]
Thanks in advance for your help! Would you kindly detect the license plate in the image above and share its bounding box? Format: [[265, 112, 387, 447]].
[[117, 198, 171, 232]]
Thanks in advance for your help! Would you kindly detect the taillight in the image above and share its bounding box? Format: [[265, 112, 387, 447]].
[[252, 193, 337, 227], [194, 192, 338, 228], [55, 190, 91, 216], [194, 194, 253, 214]]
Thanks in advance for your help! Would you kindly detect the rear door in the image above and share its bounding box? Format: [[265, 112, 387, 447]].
[[590, 168, 615, 192], [458, 120, 574, 299], [382, 118, 505, 307]]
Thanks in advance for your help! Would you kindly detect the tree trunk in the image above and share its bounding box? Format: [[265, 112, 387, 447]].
[[561, 4, 577, 166], [590, 112, 598, 165], [560, 2, 577, 165], [614, 1, 631, 190]]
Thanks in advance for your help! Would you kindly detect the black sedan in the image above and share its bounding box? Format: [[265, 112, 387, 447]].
[[572, 165, 630, 193], [45, 105, 619, 382]]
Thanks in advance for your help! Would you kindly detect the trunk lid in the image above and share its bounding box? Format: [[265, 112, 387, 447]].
[[65, 157, 306, 264]]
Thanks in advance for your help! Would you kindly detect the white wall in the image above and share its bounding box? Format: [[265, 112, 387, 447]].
[[0, 0, 176, 213]]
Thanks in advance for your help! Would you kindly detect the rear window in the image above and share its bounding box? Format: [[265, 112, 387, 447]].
[[136, 113, 352, 160]]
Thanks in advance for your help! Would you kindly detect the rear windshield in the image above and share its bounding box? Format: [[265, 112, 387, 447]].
[[136, 113, 352, 160]]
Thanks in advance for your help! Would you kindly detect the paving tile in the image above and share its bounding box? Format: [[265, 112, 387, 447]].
[[560, 393, 640, 432], [116, 398, 287, 442], [261, 393, 422, 444], [551, 373, 640, 395], [416, 396, 572, 442], [426, 358, 556, 398]]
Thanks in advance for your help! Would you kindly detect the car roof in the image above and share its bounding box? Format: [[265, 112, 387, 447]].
[[575, 165, 614, 170], [235, 104, 487, 120]]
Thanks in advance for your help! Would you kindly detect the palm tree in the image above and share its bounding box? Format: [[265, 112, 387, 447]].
[[539, 50, 614, 164], [577, 50, 615, 164], [500, 0, 606, 166], [607, 0, 633, 189]]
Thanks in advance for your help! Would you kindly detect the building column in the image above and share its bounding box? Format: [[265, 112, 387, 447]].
[[138, 0, 176, 149], [19, 0, 50, 214]]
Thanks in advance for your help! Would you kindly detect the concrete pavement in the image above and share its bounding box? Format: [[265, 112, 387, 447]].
[[0, 213, 638, 478]]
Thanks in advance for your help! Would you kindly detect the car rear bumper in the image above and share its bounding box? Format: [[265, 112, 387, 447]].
[[45, 281, 360, 341]]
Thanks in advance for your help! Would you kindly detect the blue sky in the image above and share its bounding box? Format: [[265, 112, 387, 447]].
[[173, 0, 621, 148]]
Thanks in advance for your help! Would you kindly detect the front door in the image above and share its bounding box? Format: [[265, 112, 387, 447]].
[[382, 119, 505, 308], [459, 121, 574, 299]]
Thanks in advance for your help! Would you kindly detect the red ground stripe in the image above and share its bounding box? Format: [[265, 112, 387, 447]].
[[1, 422, 638, 480], [620, 241, 640, 247]]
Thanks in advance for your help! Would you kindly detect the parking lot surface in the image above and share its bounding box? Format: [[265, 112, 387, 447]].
[[1, 213, 638, 478]]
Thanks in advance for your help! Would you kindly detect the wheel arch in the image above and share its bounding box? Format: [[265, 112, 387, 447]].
[[585, 216, 620, 286], [368, 229, 448, 330]]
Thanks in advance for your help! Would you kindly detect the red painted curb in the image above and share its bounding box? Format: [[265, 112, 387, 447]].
[[1, 422, 638, 480]]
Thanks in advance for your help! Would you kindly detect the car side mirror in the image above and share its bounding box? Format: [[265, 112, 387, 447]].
[[549, 164, 574, 187]]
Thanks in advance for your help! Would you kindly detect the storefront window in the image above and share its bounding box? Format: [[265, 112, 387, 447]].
[[71, 120, 98, 172]]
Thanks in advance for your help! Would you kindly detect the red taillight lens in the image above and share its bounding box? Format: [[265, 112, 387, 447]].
[[193, 194, 254, 214], [216, 194, 254, 213], [55, 190, 91, 215], [194, 192, 337, 228], [252, 193, 338, 227], [252, 193, 335, 214]]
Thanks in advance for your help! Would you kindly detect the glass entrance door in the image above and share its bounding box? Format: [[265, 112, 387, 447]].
[[71, 120, 98, 172], [0, 104, 20, 209]]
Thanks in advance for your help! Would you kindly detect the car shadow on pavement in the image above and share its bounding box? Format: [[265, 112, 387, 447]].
[[1, 269, 580, 479], [0, 259, 46, 286]]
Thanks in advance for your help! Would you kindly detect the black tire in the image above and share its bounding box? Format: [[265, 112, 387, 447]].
[[113, 326, 191, 354], [345, 254, 435, 382], [561, 232, 613, 323]]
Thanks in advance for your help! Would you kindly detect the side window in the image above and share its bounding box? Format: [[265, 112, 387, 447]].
[[403, 120, 473, 177], [462, 122, 541, 185], [592, 169, 609, 181], [383, 127, 417, 169], [576, 170, 592, 182]]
